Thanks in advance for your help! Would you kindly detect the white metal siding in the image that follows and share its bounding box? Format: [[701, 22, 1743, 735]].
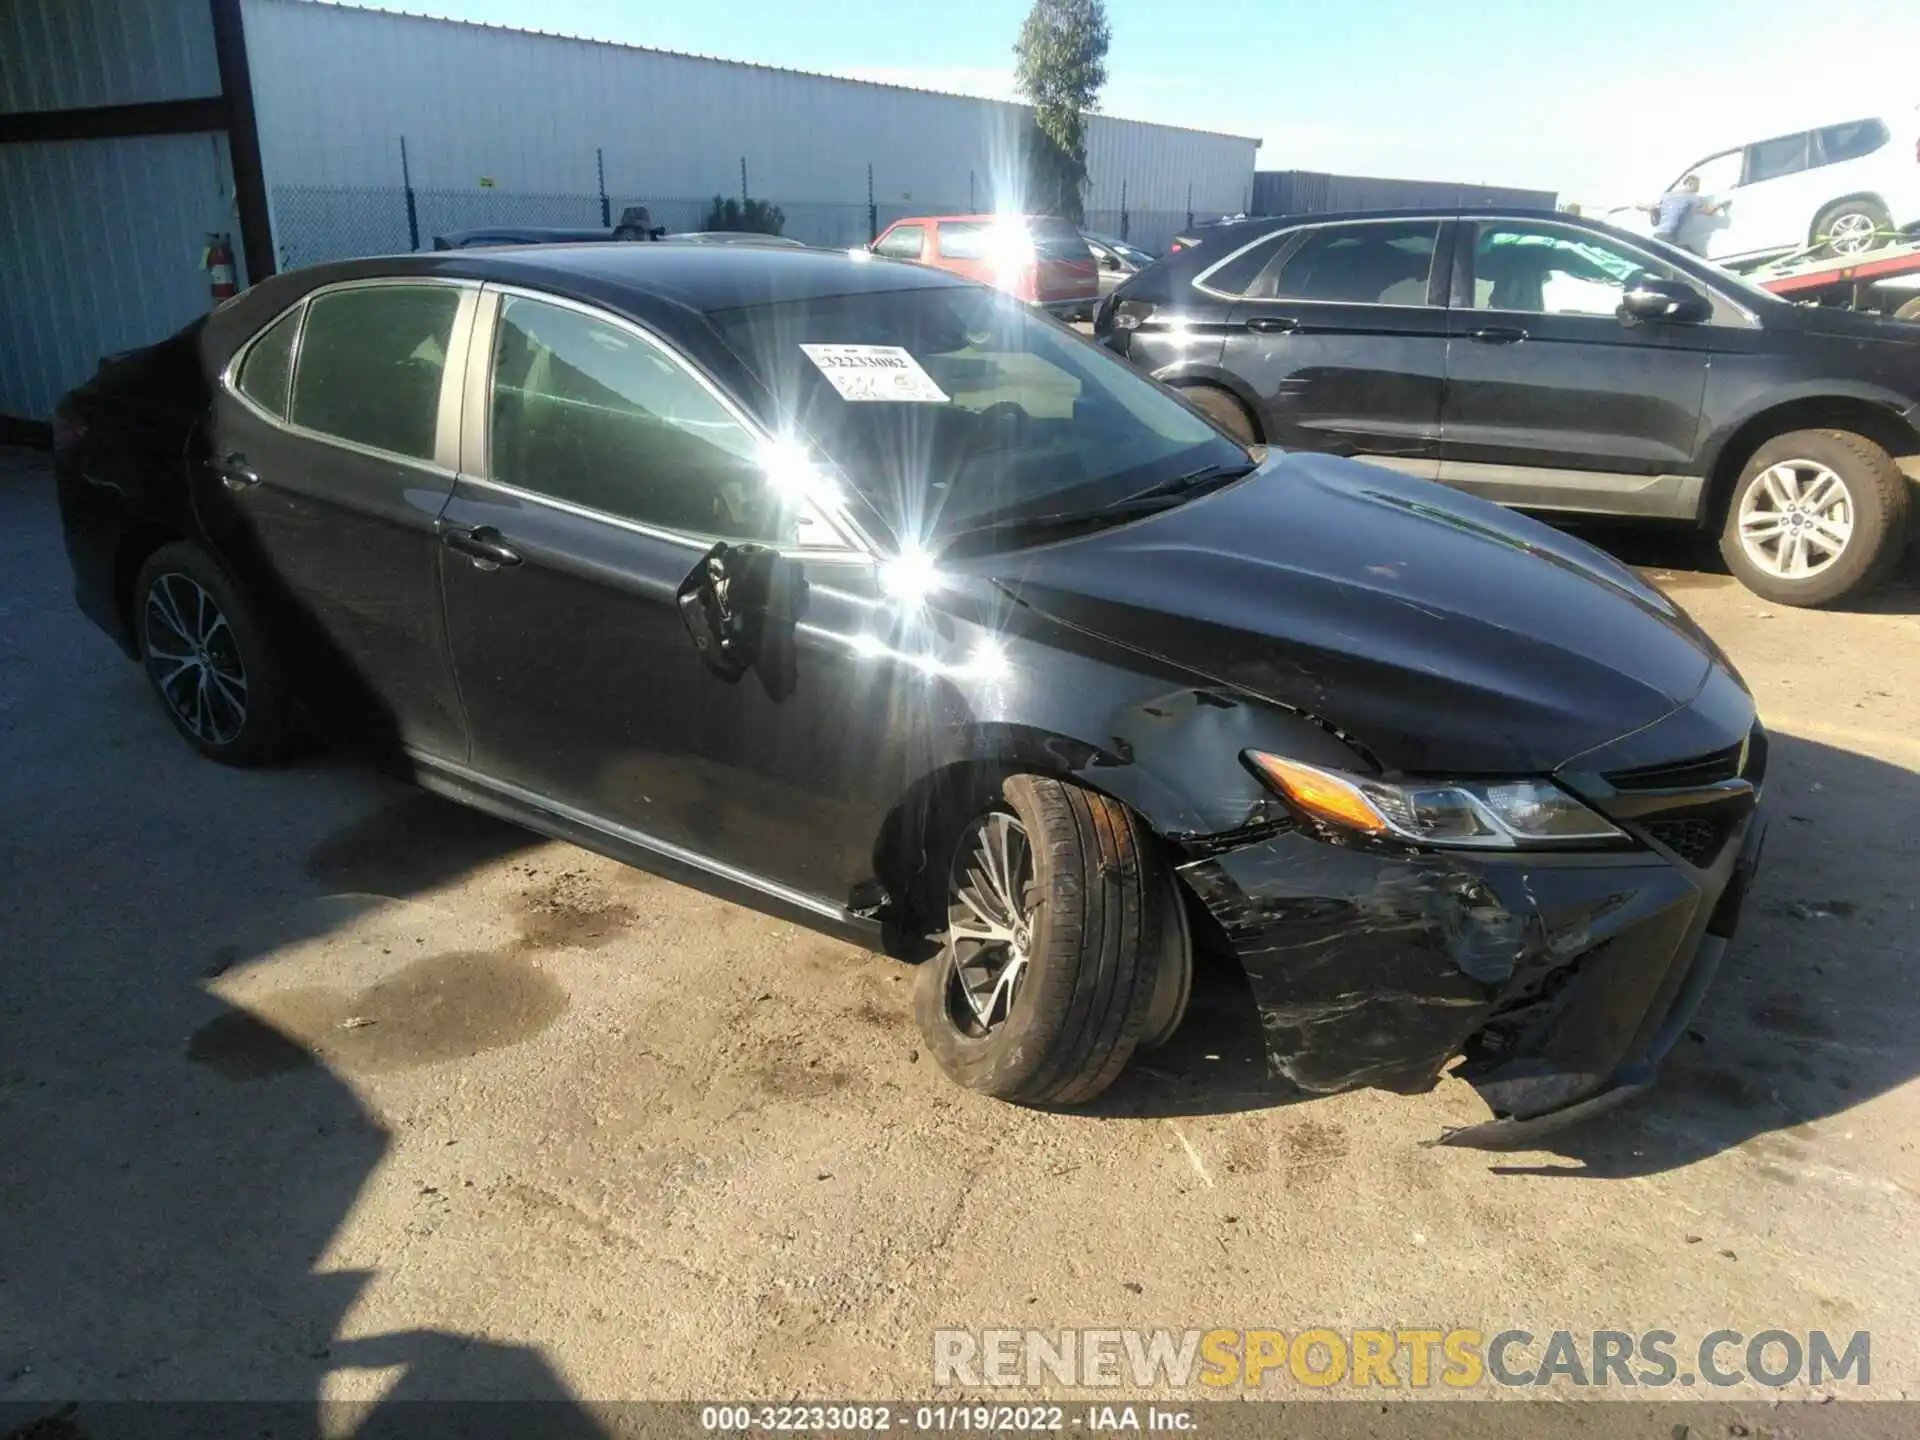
[[0, 0, 222, 112], [240, 0, 1256, 257], [0, 135, 241, 420]]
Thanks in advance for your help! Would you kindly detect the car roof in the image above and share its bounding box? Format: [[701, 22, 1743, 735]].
[[435, 226, 614, 247], [884, 213, 1073, 227], [272, 242, 970, 319]]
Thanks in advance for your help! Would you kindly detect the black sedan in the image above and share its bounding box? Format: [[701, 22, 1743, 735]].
[[56, 244, 1767, 1142], [1097, 207, 1917, 608]]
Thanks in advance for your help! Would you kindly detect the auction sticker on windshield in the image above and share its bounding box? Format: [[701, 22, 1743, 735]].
[[800, 344, 951, 403]]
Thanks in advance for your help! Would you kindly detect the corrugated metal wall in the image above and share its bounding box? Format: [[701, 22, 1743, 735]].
[[1, 0, 236, 423], [0, 134, 244, 421], [0, 0, 221, 111], [240, 0, 1257, 262]]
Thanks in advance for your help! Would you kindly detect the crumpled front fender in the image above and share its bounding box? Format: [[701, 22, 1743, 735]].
[[1177, 830, 1721, 1121]]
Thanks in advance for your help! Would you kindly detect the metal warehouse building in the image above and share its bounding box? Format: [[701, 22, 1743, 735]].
[[1, 0, 1259, 429]]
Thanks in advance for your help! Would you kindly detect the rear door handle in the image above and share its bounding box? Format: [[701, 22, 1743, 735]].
[[1467, 326, 1528, 345], [209, 453, 260, 489], [441, 524, 522, 569], [1245, 315, 1300, 334]]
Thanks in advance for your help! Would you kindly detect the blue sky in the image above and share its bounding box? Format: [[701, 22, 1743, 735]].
[[357, 0, 1919, 204]]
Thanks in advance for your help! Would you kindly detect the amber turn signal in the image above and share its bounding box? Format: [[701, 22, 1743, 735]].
[[1245, 752, 1389, 834]]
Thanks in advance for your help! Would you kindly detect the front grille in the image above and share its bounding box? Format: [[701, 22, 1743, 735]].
[[1606, 742, 1744, 791], [1641, 812, 1737, 868], [1605, 723, 1769, 793]]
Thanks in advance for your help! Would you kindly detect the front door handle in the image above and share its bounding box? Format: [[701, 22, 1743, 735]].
[[209, 453, 260, 489], [1467, 326, 1529, 345], [441, 524, 522, 569], [1245, 315, 1300, 334]]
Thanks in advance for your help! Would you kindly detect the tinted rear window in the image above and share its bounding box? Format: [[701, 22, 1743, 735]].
[[289, 285, 459, 460], [1198, 233, 1288, 296], [1263, 221, 1440, 305], [1816, 118, 1888, 164], [934, 222, 994, 260]]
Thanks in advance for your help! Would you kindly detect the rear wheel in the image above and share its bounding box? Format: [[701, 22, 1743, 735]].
[[912, 775, 1179, 1105], [1177, 383, 1258, 445], [1812, 199, 1891, 256], [133, 542, 291, 765], [1718, 429, 1909, 607]]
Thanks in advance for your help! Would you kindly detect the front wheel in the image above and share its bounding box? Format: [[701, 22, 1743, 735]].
[[1718, 429, 1910, 607], [912, 775, 1179, 1105]]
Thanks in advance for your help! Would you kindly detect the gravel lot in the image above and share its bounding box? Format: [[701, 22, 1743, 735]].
[[2, 446, 1917, 1411]]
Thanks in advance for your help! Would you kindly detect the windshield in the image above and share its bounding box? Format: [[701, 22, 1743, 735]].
[[711, 285, 1246, 545]]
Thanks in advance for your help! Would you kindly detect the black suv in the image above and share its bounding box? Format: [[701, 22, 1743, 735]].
[[1096, 208, 1920, 606]]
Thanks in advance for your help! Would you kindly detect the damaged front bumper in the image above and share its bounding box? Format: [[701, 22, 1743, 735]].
[[1177, 776, 1766, 1149]]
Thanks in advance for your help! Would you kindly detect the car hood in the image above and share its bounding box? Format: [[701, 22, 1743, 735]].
[[985, 453, 1721, 774]]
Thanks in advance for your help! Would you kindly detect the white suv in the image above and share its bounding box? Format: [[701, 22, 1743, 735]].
[[1612, 110, 1920, 265]]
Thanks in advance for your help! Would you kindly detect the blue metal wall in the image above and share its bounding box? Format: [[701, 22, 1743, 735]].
[[0, 0, 234, 423]]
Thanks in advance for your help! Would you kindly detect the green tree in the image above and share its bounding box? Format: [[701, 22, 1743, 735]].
[[1012, 0, 1111, 222]]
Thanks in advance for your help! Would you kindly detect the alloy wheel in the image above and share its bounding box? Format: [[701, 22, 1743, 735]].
[[1736, 460, 1853, 581], [942, 811, 1036, 1035], [144, 571, 249, 746], [1825, 212, 1878, 255]]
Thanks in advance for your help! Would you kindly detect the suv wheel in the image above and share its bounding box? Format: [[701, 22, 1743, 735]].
[[1813, 199, 1890, 256], [1177, 383, 1258, 445], [912, 775, 1176, 1105], [1718, 429, 1910, 607], [133, 542, 291, 765]]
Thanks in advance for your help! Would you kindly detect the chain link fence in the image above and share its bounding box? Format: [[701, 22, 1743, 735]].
[[269, 158, 1203, 270]]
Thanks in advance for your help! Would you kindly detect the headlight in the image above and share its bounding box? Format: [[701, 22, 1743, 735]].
[[1245, 752, 1623, 849]]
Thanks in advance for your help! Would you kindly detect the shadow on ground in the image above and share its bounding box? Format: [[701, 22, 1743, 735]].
[[0, 459, 602, 1434], [1563, 519, 1920, 615]]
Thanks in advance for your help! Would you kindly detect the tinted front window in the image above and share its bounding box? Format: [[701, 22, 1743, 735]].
[[712, 286, 1242, 542], [1263, 221, 1440, 305], [1816, 119, 1888, 165], [1471, 222, 1679, 316], [1745, 132, 1810, 183], [874, 225, 925, 259], [236, 306, 300, 419], [489, 296, 781, 542], [1198, 233, 1288, 296], [290, 285, 459, 460]]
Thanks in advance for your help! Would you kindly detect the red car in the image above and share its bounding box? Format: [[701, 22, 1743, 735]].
[[870, 214, 1099, 318]]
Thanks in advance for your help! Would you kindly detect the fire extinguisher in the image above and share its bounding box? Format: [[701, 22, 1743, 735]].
[[205, 232, 237, 307]]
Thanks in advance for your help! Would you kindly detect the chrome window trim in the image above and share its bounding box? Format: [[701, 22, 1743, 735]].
[[220, 295, 307, 425], [218, 276, 483, 473], [1460, 216, 1759, 329], [1194, 215, 1448, 309], [467, 282, 875, 560]]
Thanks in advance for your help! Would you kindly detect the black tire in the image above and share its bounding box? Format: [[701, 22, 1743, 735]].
[[913, 774, 1173, 1106], [1895, 296, 1920, 323], [1812, 198, 1891, 255], [1178, 383, 1258, 445], [1718, 429, 1910, 607], [132, 541, 291, 765]]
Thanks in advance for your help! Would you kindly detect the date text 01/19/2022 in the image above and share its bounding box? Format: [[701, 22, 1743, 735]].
[[698, 1404, 1196, 1431]]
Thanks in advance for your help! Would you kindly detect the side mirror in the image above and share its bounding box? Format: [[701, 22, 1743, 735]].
[[675, 542, 806, 695], [1619, 276, 1710, 325], [1100, 254, 1120, 271]]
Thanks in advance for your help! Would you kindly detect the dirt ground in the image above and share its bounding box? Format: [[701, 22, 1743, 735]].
[[2, 446, 1916, 1411]]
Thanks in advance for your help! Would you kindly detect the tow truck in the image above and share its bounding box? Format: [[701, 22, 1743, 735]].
[[1740, 232, 1920, 319]]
